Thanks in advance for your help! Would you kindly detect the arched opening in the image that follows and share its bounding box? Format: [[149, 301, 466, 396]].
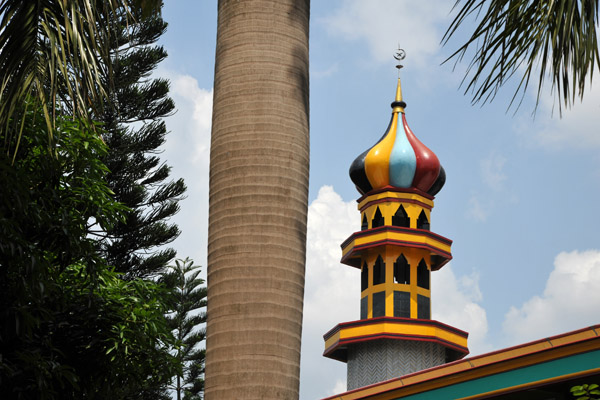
[[373, 255, 385, 285], [361, 214, 368, 231], [361, 262, 368, 291], [417, 210, 430, 230], [393, 254, 410, 284], [372, 207, 384, 228], [392, 204, 410, 228], [417, 258, 430, 290]]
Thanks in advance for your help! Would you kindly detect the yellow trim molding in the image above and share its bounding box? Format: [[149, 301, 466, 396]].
[[323, 317, 469, 362]]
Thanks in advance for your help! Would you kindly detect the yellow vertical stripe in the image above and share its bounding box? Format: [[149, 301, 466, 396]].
[[364, 113, 398, 189]]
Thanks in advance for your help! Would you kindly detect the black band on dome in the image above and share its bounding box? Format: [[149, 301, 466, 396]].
[[427, 165, 446, 196], [391, 101, 406, 109]]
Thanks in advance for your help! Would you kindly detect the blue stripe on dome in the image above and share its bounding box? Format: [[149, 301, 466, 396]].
[[389, 120, 416, 188]]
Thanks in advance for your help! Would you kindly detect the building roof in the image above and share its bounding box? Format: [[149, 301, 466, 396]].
[[322, 324, 600, 400]]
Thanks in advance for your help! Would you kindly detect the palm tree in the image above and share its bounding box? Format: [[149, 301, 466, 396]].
[[443, 0, 600, 111], [206, 0, 310, 399], [0, 0, 161, 157]]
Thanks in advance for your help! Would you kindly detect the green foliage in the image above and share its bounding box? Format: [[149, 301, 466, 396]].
[[58, 264, 178, 399], [162, 258, 207, 400], [0, 1, 183, 398], [95, 6, 186, 279], [572, 383, 600, 400], [0, 0, 164, 157], [0, 107, 178, 399], [443, 0, 600, 111]]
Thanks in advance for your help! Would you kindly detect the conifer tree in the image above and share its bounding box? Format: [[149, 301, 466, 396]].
[[94, 5, 186, 279], [91, 7, 189, 398], [162, 258, 207, 400]]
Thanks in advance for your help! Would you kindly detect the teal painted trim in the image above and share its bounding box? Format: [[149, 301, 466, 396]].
[[393, 349, 600, 400]]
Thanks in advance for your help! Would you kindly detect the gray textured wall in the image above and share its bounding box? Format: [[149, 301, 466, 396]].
[[347, 339, 446, 390]]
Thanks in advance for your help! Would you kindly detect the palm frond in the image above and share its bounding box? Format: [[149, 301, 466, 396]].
[[0, 0, 162, 159], [442, 0, 600, 112]]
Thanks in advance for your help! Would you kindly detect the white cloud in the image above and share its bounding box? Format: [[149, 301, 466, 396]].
[[503, 249, 600, 345], [167, 74, 213, 166], [466, 195, 489, 222], [156, 69, 213, 270], [330, 380, 347, 397], [300, 185, 358, 399], [480, 153, 507, 191], [432, 266, 491, 355], [321, 0, 452, 68], [312, 62, 340, 79], [517, 79, 600, 149], [466, 152, 516, 222]]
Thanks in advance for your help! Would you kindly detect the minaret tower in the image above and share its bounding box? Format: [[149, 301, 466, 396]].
[[323, 50, 469, 391]]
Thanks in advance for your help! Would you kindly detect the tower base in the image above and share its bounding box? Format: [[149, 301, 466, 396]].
[[347, 339, 447, 390]]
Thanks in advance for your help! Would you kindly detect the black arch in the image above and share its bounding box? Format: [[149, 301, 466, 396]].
[[361, 262, 368, 291], [394, 254, 410, 284], [417, 210, 430, 230], [361, 214, 368, 231], [373, 255, 385, 285], [392, 204, 410, 228], [417, 258, 430, 289], [372, 207, 384, 228]]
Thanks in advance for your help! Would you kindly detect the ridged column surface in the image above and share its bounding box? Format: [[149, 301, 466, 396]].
[[205, 1, 310, 399]]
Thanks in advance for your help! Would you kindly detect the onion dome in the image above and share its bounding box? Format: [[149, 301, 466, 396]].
[[349, 76, 446, 196]]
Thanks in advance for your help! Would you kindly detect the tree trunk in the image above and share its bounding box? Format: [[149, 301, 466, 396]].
[[205, 1, 310, 399]]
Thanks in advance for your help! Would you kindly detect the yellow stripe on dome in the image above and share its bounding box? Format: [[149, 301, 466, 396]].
[[364, 113, 399, 189]]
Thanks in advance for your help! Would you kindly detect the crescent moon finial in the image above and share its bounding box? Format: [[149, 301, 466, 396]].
[[394, 46, 406, 70]]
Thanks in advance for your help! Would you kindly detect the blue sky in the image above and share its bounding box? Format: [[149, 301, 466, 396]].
[[155, 1, 600, 399]]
